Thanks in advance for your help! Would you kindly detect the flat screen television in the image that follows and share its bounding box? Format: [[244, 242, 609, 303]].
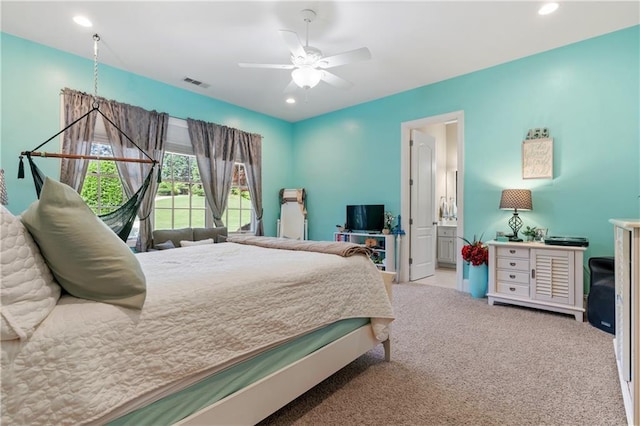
[[346, 204, 385, 233]]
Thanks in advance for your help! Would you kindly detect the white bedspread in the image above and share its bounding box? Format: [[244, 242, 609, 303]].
[[1, 242, 394, 425]]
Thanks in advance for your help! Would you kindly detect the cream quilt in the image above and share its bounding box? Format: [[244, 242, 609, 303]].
[[1, 242, 394, 425]]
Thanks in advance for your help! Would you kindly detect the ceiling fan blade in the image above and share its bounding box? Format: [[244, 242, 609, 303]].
[[320, 70, 353, 90], [283, 80, 298, 93], [279, 30, 307, 60], [238, 62, 294, 69], [317, 47, 371, 69]]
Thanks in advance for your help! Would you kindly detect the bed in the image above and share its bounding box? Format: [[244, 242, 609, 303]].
[[0, 181, 394, 426]]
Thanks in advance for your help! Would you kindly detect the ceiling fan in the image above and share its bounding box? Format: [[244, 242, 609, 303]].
[[239, 9, 371, 91]]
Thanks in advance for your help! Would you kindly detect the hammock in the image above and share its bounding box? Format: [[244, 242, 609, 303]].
[[19, 106, 158, 242]]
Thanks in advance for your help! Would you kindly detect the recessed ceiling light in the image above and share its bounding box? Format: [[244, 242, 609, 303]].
[[538, 3, 559, 15], [285, 98, 296, 104], [73, 15, 93, 27]]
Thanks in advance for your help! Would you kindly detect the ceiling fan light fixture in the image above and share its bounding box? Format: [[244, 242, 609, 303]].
[[292, 67, 321, 89]]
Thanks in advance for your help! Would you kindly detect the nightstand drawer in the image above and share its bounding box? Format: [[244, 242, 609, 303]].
[[497, 282, 529, 297], [497, 270, 529, 284], [497, 258, 529, 271], [438, 227, 456, 237], [497, 247, 529, 258]]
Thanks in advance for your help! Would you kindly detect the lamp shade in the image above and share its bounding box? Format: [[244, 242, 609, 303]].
[[291, 66, 322, 89], [499, 189, 532, 211]]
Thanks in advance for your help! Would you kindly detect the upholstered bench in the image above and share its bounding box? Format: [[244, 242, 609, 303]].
[[151, 227, 228, 250]]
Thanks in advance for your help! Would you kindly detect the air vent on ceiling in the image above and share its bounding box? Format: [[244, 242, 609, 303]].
[[183, 77, 210, 89]]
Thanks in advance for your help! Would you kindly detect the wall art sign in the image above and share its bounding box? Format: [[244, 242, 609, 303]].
[[522, 137, 553, 179]]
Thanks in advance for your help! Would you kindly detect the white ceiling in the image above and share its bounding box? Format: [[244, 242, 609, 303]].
[[2, 1, 638, 122]]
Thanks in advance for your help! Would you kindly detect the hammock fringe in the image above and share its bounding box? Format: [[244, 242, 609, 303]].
[[18, 156, 24, 179]]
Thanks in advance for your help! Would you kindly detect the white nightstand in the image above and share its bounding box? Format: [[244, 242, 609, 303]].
[[486, 240, 586, 321]]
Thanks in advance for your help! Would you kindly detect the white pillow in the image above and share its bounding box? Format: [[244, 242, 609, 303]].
[[180, 238, 214, 247], [1, 206, 61, 340]]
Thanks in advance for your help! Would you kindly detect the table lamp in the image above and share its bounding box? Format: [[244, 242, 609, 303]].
[[499, 189, 532, 242]]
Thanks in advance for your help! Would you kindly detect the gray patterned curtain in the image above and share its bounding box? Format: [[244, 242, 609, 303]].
[[101, 101, 168, 252], [237, 133, 263, 235], [60, 88, 97, 192], [186, 119, 237, 228]]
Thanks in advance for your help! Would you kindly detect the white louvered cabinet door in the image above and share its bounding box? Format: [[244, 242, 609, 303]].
[[530, 248, 575, 305]]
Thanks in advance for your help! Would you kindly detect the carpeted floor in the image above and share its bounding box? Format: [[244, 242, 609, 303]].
[[259, 283, 627, 425]]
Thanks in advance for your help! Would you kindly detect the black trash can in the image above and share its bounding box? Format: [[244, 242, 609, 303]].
[[587, 257, 615, 334]]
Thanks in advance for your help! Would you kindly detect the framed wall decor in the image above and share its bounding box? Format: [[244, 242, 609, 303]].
[[522, 137, 553, 179]]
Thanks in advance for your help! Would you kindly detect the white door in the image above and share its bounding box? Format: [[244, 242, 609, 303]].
[[409, 129, 436, 280]]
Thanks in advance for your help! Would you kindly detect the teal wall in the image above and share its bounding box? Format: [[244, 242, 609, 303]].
[[293, 26, 640, 262], [2, 27, 638, 261], [0, 33, 294, 236]]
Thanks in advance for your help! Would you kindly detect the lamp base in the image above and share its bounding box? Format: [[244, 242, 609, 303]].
[[507, 212, 523, 243]]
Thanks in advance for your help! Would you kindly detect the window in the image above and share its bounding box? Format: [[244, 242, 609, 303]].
[[154, 156, 255, 233], [223, 163, 254, 233], [159, 117, 257, 234], [154, 152, 207, 229], [74, 113, 256, 235], [80, 142, 140, 240], [80, 143, 125, 215]]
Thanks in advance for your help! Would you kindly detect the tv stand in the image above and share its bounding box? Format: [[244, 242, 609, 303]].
[[334, 231, 395, 272]]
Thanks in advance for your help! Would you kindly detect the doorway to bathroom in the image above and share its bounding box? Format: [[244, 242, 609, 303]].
[[399, 111, 465, 291]]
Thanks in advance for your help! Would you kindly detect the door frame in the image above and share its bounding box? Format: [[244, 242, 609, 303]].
[[399, 111, 465, 290]]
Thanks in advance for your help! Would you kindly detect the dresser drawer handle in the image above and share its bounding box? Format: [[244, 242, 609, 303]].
[[509, 287, 516, 291], [509, 249, 516, 254], [509, 274, 516, 279], [510, 262, 516, 266]]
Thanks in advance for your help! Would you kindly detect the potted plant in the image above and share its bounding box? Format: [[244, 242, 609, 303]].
[[461, 234, 489, 298], [522, 226, 538, 242], [383, 211, 395, 234]]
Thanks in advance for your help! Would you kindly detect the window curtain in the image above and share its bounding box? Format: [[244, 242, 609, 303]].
[[100, 100, 168, 252], [186, 119, 237, 228], [236, 133, 264, 236], [59, 88, 97, 192]]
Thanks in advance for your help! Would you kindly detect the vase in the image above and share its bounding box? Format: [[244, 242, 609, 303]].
[[468, 263, 488, 298], [439, 197, 447, 220]]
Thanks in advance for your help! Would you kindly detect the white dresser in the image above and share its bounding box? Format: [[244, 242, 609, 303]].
[[487, 241, 586, 321], [610, 219, 640, 425]]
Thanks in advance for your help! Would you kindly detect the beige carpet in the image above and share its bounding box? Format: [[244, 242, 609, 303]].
[[259, 283, 627, 425]]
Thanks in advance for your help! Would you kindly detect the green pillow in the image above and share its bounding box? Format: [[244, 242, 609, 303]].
[[20, 177, 146, 309]]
